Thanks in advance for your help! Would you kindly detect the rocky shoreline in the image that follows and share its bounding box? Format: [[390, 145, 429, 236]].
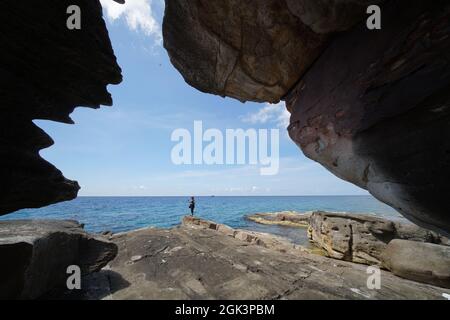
[[247, 211, 450, 288], [0, 212, 450, 300], [1, 214, 449, 300], [246, 211, 311, 228]]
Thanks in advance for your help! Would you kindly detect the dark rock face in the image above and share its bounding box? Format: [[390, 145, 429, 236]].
[[286, 0, 450, 236], [0, 220, 118, 299], [382, 239, 450, 289], [285, 0, 382, 34], [0, 0, 122, 215]]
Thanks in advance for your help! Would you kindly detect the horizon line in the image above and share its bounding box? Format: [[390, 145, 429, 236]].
[[76, 194, 371, 197]]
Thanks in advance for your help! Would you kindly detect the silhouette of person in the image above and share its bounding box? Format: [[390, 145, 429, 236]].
[[189, 197, 195, 216]]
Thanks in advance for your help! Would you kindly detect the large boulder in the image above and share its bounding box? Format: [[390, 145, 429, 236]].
[[382, 239, 450, 289], [0, 220, 118, 299], [163, 0, 381, 103], [308, 211, 444, 265]]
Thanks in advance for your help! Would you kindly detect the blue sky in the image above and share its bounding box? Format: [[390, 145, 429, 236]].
[[35, 0, 367, 196]]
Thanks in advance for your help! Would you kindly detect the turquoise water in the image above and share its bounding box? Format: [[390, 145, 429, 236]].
[[1, 196, 404, 236]]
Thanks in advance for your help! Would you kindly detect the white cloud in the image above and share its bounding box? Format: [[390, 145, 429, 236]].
[[241, 102, 290, 129], [132, 185, 147, 190], [100, 0, 162, 44]]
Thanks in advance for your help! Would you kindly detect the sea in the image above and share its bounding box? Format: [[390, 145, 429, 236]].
[[1, 196, 405, 245]]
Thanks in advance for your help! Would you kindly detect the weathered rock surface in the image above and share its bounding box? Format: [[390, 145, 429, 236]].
[[163, 1, 327, 103], [162, 0, 383, 103], [286, 0, 450, 236], [308, 211, 445, 265], [0, 220, 118, 299], [285, 0, 382, 34], [0, 0, 122, 215], [163, 0, 450, 237], [246, 211, 310, 227], [182, 216, 314, 255], [382, 240, 450, 289], [66, 217, 449, 299]]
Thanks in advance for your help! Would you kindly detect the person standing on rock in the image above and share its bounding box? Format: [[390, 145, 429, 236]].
[[189, 197, 195, 216]]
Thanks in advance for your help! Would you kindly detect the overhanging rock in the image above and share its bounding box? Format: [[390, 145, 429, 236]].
[[0, 0, 122, 215], [163, 0, 450, 236]]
